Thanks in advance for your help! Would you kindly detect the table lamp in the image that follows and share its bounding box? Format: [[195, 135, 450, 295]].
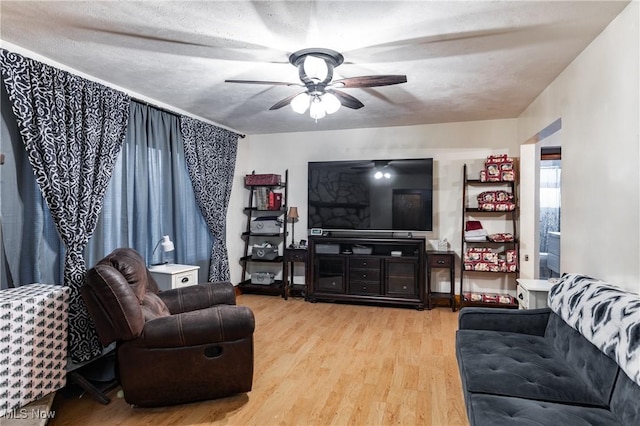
[[288, 207, 299, 247], [151, 235, 175, 266]]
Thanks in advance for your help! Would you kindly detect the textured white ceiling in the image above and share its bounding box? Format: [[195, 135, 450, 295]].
[[0, 1, 630, 135]]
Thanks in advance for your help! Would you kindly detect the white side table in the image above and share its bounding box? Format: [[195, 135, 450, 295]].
[[516, 279, 555, 309], [149, 264, 200, 291]]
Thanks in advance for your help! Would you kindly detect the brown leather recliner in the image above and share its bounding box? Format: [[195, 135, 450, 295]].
[[81, 248, 255, 407]]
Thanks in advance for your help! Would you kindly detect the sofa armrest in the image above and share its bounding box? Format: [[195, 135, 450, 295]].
[[157, 281, 236, 314], [138, 304, 255, 348], [458, 307, 551, 336]]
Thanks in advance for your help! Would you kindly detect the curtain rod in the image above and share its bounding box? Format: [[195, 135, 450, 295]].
[[130, 97, 246, 138]]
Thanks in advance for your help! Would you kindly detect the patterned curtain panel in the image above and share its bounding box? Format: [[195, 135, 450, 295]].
[[180, 117, 239, 282], [0, 49, 130, 362]]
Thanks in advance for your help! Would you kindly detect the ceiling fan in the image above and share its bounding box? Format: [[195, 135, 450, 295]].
[[225, 48, 407, 120]]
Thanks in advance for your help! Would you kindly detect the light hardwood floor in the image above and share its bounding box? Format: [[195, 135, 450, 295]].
[[49, 295, 468, 426]]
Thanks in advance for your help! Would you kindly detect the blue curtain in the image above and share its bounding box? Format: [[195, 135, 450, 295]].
[[85, 102, 213, 273]]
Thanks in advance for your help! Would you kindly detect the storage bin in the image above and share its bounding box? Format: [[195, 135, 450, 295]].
[[316, 244, 340, 254], [250, 216, 282, 234], [479, 155, 515, 182], [245, 174, 281, 186], [352, 245, 372, 255], [251, 243, 279, 260], [251, 272, 275, 285]]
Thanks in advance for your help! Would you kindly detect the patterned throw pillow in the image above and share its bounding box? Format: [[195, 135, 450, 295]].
[[548, 274, 640, 387]]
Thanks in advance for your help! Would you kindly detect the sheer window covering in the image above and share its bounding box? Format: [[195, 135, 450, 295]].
[[85, 102, 213, 273]]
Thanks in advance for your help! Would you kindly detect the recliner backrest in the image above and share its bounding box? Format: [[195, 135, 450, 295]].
[[82, 248, 170, 346], [97, 248, 159, 298]]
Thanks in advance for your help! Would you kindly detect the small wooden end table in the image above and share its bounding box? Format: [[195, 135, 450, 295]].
[[283, 247, 309, 300], [426, 251, 457, 311]]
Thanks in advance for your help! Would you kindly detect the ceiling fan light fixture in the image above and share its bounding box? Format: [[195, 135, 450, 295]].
[[303, 55, 329, 82], [291, 92, 310, 114], [323, 92, 341, 114], [227, 48, 406, 120], [309, 96, 326, 120]]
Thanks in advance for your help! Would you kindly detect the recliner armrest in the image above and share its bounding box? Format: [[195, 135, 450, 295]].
[[458, 307, 551, 336], [157, 281, 237, 314], [138, 304, 255, 348]]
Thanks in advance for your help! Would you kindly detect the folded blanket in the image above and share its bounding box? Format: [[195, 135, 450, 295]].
[[548, 274, 640, 387]]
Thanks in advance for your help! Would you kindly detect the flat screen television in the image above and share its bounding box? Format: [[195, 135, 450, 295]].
[[308, 158, 433, 232]]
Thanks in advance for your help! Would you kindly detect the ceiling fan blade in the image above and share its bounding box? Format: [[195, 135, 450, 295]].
[[332, 75, 407, 88], [327, 89, 364, 109], [225, 79, 302, 87], [269, 92, 305, 110]]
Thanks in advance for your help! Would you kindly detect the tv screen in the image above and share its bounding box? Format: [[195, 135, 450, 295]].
[[308, 158, 433, 231]]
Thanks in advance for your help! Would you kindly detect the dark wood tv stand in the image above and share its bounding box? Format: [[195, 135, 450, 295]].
[[308, 235, 426, 310]]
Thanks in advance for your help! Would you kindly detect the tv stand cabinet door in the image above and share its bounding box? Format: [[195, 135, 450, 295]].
[[314, 256, 346, 293], [384, 259, 419, 298]]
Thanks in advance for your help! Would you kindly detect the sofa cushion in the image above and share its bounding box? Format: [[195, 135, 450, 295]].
[[548, 273, 640, 387], [609, 369, 640, 425], [456, 329, 608, 407], [467, 394, 623, 426], [544, 314, 619, 405]]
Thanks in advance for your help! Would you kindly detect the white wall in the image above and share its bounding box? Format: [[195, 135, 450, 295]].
[[228, 120, 521, 294], [518, 2, 639, 292]]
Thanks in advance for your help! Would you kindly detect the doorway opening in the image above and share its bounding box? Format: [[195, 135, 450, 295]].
[[539, 147, 561, 278]]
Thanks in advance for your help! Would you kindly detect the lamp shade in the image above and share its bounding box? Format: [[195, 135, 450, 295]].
[[288, 206, 299, 220], [303, 55, 328, 81], [160, 235, 174, 252], [309, 97, 326, 120], [291, 92, 310, 114], [323, 92, 341, 114]]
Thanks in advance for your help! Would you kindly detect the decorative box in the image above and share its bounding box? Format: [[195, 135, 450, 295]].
[[251, 243, 279, 260], [487, 233, 514, 242], [269, 192, 282, 210], [505, 249, 518, 272], [463, 292, 515, 305], [250, 216, 282, 234], [478, 202, 516, 212], [477, 191, 516, 211], [463, 292, 484, 303], [245, 174, 281, 186], [254, 188, 283, 210], [478, 190, 513, 203], [251, 272, 275, 285], [464, 247, 498, 271], [0, 284, 70, 416], [479, 155, 515, 182], [464, 247, 497, 263], [464, 248, 516, 272], [315, 244, 340, 254], [352, 245, 373, 255]]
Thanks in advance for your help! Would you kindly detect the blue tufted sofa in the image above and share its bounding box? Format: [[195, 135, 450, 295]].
[[456, 274, 640, 425]]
